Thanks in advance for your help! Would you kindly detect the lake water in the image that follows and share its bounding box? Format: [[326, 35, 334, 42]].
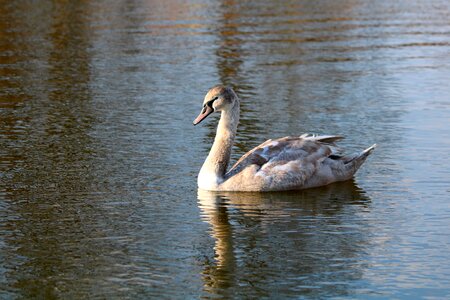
[[1, 0, 449, 298]]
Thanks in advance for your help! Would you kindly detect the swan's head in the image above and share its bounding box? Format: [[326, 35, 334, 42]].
[[193, 85, 238, 125]]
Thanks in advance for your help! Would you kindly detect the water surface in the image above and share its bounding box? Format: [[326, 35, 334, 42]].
[[1, 0, 449, 298]]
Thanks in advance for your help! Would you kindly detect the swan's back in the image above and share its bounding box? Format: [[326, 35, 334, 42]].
[[221, 134, 375, 191]]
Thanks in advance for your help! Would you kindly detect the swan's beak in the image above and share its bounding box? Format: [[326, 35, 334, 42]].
[[193, 105, 214, 125]]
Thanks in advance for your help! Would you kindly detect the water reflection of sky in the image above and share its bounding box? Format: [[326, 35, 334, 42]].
[[0, 0, 449, 298]]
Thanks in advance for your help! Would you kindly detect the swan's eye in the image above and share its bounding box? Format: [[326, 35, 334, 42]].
[[205, 97, 218, 108]]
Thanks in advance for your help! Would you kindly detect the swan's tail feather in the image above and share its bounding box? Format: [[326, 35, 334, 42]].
[[360, 143, 377, 156], [344, 144, 377, 171]]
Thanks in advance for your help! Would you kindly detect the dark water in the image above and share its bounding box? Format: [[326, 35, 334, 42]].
[[1, 0, 450, 298]]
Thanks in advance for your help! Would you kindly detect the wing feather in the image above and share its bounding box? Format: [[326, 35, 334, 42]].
[[226, 134, 343, 182]]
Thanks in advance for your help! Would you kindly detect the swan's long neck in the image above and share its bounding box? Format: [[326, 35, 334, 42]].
[[198, 102, 239, 190]]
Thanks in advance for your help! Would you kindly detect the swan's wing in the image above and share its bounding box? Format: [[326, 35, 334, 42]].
[[226, 134, 343, 180]]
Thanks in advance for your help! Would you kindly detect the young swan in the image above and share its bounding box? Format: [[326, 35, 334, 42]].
[[193, 85, 376, 192]]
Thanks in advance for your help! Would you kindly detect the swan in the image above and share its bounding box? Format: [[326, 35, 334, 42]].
[[193, 85, 376, 192]]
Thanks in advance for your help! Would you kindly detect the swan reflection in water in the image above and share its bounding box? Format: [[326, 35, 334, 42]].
[[197, 180, 372, 298]]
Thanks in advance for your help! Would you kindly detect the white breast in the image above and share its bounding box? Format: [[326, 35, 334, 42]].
[[198, 170, 221, 190]]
